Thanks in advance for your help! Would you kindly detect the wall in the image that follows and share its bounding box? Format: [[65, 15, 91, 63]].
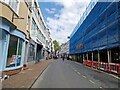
[[0, 1, 29, 40]]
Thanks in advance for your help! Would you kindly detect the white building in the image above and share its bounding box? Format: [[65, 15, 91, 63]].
[[26, 0, 52, 64], [59, 41, 69, 58]]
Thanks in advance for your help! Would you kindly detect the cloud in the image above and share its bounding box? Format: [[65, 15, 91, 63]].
[[54, 14, 59, 19], [45, 0, 91, 45], [45, 8, 56, 14]]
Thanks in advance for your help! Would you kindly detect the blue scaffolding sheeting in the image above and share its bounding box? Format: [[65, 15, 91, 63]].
[[70, 1, 120, 54]]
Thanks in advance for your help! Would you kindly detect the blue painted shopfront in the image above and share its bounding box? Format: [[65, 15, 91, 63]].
[[0, 18, 25, 71]]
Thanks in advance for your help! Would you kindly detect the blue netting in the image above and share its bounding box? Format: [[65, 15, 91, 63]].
[[70, 2, 120, 54]]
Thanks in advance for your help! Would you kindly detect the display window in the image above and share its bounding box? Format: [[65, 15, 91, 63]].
[[6, 35, 23, 68]]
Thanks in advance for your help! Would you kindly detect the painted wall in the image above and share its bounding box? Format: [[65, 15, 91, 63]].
[[0, 1, 30, 40]]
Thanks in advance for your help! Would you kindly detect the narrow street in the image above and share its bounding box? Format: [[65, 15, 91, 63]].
[[32, 59, 120, 88], [1, 1, 120, 89]]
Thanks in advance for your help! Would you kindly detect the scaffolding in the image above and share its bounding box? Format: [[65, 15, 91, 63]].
[[70, 1, 120, 74], [70, 1, 120, 54]]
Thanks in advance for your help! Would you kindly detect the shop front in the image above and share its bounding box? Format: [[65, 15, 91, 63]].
[[36, 43, 43, 62], [27, 39, 36, 65], [0, 18, 25, 72]]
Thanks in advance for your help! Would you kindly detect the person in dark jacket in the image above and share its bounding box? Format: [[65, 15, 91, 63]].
[[62, 55, 64, 61]]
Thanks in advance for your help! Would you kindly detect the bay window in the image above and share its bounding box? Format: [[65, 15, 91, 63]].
[[6, 35, 23, 68]]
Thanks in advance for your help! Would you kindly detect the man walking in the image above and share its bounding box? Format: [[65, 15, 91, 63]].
[[62, 55, 64, 61]]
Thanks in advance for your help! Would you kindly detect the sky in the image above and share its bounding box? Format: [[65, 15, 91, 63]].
[[39, 0, 91, 45]]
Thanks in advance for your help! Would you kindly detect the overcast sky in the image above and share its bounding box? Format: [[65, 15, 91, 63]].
[[39, 0, 91, 45]]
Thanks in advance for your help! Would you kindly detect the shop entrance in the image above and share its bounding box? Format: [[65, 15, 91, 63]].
[[36, 44, 43, 62]]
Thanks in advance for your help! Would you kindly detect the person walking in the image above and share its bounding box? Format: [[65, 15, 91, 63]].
[[62, 55, 64, 61]]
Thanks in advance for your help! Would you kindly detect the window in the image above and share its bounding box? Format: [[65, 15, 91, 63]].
[[25, 0, 32, 7], [6, 35, 23, 68], [31, 19, 36, 30], [29, 44, 34, 56], [17, 39, 23, 66], [9, 0, 19, 14], [2, 0, 9, 4]]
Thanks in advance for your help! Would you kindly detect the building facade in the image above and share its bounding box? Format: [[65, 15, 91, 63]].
[[0, 0, 53, 74], [70, 1, 120, 74], [0, 0, 30, 71], [59, 41, 69, 58], [28, 0, 53, 64]]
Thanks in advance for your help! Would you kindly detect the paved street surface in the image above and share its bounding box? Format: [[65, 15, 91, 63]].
[[32, 59, 120, 88], [2, 60, 52, 88]]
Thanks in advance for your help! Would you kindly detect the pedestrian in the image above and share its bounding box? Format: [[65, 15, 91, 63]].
[[62, 55, 64, 61]]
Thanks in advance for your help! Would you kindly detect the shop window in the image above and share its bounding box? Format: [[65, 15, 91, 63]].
[[6, 35, 23, 68], [29, 44, 34, 56], [17, 39, 23, 66]]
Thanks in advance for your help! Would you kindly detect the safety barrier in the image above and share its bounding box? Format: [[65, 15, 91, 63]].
[[83, 60, 92, 67], [83, 60, 87, 65], [83, 60, 120, 74], [99, 62, 108, 71], [86, 60, 93, 67], [92, 61, 99, 69], [109, 63, 120, 74]]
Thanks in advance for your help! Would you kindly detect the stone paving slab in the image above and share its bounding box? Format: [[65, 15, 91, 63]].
[[2, 60, 53, 89]]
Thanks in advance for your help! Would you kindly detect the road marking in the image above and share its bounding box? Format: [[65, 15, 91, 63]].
[[99, 86, 104, 90], [77, 72, 81, 75], [84, 65, 120, 80], [82, 75, 87, 78], [89, 80, 95, 84], [74, 70, 77, 72], [108, 74, 120, 80]]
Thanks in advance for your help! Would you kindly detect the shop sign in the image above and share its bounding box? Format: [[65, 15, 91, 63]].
[[75, 43, 84, 50]]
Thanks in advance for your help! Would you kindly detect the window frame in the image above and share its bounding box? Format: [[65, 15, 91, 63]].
[[6, 35, 23, 68], [8, 0, 20, 15]]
